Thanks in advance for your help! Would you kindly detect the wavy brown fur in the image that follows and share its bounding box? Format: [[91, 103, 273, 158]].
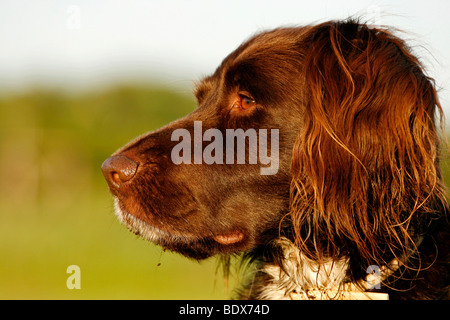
[[289, 21, 448, 283]]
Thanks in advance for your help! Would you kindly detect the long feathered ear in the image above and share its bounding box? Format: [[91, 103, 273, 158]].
[[289, 20, 448, 278]]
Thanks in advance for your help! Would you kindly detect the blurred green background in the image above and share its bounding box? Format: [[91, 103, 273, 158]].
[[0, 85, 235, 299]]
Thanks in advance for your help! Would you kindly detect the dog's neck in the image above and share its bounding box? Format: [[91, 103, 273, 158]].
[[250, 238, 395, 300]]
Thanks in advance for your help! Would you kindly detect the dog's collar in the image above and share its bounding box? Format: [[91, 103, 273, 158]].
[[287, 235, 424, 300], [286, 258, 399, 300], [259, 237, 423, 300]]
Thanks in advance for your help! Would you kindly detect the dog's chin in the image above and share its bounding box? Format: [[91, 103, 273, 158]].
[[113, 198, 249, 260]]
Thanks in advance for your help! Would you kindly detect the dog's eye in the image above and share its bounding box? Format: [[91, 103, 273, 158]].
[[232, 93, 257, 112], [241, 95, 256, 109]]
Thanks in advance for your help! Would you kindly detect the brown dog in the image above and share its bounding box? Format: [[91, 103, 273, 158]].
[[102, 19, 449, 299]]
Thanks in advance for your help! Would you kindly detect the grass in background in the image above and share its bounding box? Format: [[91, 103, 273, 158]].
[[0, 85, 231, 299]]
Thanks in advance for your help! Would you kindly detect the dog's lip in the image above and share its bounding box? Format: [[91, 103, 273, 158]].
[[115, 197, 246, 246], [213, 231, 244, 245], [115, 198, 212, 242]]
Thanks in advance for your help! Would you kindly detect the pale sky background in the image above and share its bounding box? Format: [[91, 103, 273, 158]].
[[0, 0, 449, 117]]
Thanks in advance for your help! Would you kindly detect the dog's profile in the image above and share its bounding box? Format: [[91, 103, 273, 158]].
[[102, 19, 449, 299]]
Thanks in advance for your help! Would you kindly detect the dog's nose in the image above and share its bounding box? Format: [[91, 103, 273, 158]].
[[101, 155, 139, 192]]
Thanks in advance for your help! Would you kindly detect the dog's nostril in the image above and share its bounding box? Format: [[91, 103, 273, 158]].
[[111, 172, 121, 184], [101, 155, 139, 191]]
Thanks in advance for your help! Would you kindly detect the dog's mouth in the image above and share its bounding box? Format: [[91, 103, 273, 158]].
[[213, 231, 245, 245], [113, 198, 247, 257]]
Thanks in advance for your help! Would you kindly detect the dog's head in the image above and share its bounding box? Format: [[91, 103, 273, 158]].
[[102, 20, 447, 271]]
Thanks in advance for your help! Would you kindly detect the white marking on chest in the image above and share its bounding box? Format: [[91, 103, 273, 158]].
[[257, 238, 389, 300]]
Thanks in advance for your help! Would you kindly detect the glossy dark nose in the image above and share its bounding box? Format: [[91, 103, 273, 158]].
[[101, 155, 139, 193]]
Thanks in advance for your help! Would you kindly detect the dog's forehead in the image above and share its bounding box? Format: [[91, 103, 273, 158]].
[[220, 27, 307, 71], [242, 27, 307, 53], [194, 27, 308, 98]]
